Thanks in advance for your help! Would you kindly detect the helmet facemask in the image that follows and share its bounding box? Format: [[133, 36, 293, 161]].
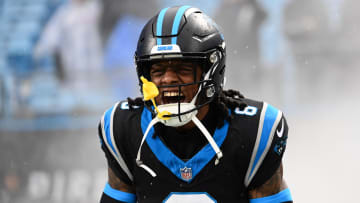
[[138, 50, 224, 127]]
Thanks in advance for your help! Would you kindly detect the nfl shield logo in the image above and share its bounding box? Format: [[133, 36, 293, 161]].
[[180, 167, 192, 181]]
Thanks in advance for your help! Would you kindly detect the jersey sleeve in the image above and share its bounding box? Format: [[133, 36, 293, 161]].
[[244, 103, 289, 189], [98, 102, 134, 185]]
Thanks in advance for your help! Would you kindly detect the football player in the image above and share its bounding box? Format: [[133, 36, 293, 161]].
[[98, 5, 292, 203]]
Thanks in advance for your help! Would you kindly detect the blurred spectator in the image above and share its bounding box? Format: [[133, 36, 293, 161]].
[[100, 0, 158, 47], [0, 170, 24, 203], [323, 0, 344, 33], [100, 1, 159, 100], [216, 0, 266, 61], [34, 0, 103, 91], [256, 0, 293, 69], [0, 66, 17, 117], [102, 15, 145, 100], [100, 0, 126, 46]]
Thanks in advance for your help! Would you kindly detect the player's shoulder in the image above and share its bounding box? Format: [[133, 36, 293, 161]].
[[235, 98, 289, 188], [232, 98, 284, 121], [99, 100, 145, 136], [229, 98, 285, 149], [102, 100, 144, 120], [98, 99, 144, 154], [98, 101, 139, 185]]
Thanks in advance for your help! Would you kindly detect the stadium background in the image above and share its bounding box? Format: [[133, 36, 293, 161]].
[[0, 0, 359, 202]]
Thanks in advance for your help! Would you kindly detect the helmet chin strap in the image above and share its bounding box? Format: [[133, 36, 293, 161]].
[[136, 76, 223, 177]]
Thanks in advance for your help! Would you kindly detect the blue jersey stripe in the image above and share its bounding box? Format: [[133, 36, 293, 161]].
[[141, 108, 229, 183], [250, 188, 292, 203], [171, 5, 191, 44], [249, 104, 278, 178], [156, 7, 169, 45], [104, 183, 136, 202], [104, 106, 118, 157]]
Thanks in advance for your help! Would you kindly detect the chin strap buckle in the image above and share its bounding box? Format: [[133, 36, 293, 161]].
[[215, 151, 223, 165], [192, 116, 223, 166]]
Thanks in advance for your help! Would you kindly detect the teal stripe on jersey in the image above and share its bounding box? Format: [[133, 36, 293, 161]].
[[104, 106, 118, 157], [104, 183, 136, 202], [249, 104, 279, 178], [250, 188, 292, 203]]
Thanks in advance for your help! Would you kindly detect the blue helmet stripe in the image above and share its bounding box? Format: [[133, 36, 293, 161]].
[[171, 5, 191, 44], [156, 7, 169, 45]]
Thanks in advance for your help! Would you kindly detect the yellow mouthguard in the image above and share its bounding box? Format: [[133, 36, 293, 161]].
[[140, 76, 171, 120]]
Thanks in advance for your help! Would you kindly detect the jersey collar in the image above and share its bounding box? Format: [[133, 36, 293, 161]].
[[140, 107, 229, 183]]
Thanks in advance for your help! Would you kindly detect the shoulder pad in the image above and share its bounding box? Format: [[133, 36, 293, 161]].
[[232, 98, 262, 118], [244, 102, 287, 188], [118, 100, 142, 110], [100, 102, 134, 182]]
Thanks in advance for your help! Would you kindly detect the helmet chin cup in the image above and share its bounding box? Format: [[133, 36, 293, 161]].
[[157, 103, 198, 127]]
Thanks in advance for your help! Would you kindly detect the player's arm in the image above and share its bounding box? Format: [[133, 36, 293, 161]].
[[248, 163, 292, 203], [100, 167, 136, 203], [245, 105, 293, 202], [98, 103, 136, 203]]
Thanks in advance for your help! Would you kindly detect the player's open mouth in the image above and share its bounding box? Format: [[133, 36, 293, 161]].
[[162, 91, 185, 104]]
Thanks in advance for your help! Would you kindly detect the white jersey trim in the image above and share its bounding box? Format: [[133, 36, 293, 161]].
[[101, 102, 134, 181], [244, 102, 282, 187]]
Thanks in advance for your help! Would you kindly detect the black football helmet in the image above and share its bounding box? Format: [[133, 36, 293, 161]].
[[135, 6, 227, 171], [135, 5, 226, 124]]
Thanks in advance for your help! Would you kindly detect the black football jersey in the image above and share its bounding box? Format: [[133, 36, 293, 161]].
[[98, 98, 289, 203]]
